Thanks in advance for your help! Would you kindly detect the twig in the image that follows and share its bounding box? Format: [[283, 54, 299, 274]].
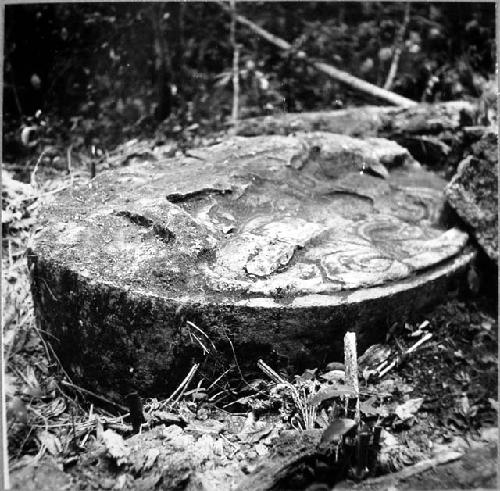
[[221, 328, 247, 385], [378, 332, 433, 379], [61, 380, 127, 412], [189, 330, 209, 355], [31, 323, 75, 389], [30, 151, 47, 190], [230, 0, 239, 132], [206, 368, 231, 392], [257, 359, 287, 385], [38, 183, 73, 199], [257, 359, 315, 429], [164, 363, 200, 406], [70, 404, 76, 447], [66, 144, 73, 176], [186, 321, 216, 351], [384, 3, 410, 90]]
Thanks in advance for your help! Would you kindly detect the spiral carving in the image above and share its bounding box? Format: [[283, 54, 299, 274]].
[[319, 242, 409, 289], [354, 216, 430, 243], [382, 187, 443, 223]]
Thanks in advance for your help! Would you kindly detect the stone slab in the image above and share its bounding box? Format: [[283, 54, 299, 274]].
[[446, 131, 498, 262], [29, 132, 473, 394]]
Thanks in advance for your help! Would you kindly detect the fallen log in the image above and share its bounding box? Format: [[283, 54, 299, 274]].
[[235, 101, 477, 172], [341, 441, 497, 490], [217, 1, 417, 108]]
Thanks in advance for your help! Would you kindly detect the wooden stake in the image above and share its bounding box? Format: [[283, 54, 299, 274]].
[[344, 332, 360, 421], [1, 344, 10, 489]]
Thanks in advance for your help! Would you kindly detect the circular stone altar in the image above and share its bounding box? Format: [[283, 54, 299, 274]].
[[29, 132, 474, 394]]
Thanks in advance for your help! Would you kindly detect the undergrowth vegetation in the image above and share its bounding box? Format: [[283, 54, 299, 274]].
[[4, 2, 496, 177]]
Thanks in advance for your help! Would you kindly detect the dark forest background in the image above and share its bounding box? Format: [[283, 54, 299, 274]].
[[3, 2, 496, 166]]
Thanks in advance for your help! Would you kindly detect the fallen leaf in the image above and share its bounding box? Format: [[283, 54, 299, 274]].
[[320, 418, 357, 447], [4, 373, 17, 399], [320, 370, 345, 382], [309, 385, 356, 405], [378, 379, 396, 393], [38, 430, 62, 456], [392, 379, 414, 395], [362, 368, 377, 381], [243, 424, 274, 444], [380, 429, 398, 447], [239, 412, 256, 436], [488, 398, 498, 411], [316, 409, 329, 429], [395, 398, 424, 421], [359, 397, 387, 417], [186, 420, 224, 435], [48, 398, 66, 418], [102, 429, 130, 466], [296, 368, 317, 382], [458, 393, 470, 415], [358, 344, 391, 370], [22, 366, 43, 398]]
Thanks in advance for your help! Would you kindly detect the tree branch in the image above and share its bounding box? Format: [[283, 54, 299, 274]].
[[217, 1, 417, 108], [384, 3, 411, 90], [230, 0, 239, 132]]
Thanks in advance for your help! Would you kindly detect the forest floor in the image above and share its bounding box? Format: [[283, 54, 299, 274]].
[[3, 135, 498, 490]]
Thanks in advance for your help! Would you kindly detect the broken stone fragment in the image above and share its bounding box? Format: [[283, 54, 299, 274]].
[[446, 132, 498, 263], [248, 263, 325, 296], [216, 219, 325, 278], [302, 132, 412, 180], [245, 240, 297, 277]]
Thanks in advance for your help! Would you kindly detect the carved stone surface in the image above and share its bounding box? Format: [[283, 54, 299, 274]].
[[29, 132, 473, 394]]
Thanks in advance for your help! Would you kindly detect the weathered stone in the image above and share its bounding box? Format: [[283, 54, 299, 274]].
[[29, 132, 473, 395], [10, 458, 73, 491], [446, 131, 498, 262]]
